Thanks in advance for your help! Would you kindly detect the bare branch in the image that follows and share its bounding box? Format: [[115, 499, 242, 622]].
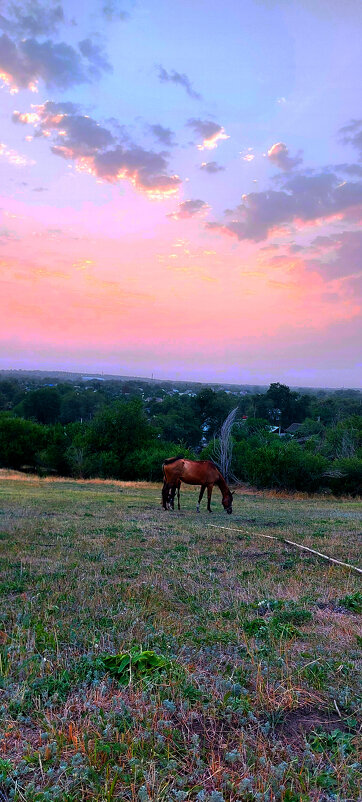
[[212, 407, 238, 482]]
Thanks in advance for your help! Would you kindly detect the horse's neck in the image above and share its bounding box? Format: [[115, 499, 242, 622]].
[[216, 473, 229, 497]]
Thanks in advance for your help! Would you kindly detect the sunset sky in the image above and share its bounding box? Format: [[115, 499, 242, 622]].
[[1, 0, 361, 387]]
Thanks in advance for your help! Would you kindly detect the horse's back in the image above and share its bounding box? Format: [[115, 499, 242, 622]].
[[164, 458, 219, 486]]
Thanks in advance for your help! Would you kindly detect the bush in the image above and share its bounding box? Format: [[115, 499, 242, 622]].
[[0, 414, 46, 470], [232, 440, 328, 491], [326, 457, 362, 495]]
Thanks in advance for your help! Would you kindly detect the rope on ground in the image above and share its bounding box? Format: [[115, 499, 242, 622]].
[[209, 524, 362, 575]]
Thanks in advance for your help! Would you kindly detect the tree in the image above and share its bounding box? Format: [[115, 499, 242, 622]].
[[19, 388, 61, 424], [85, 399, 155, 477], [0, 414, 46, 469]]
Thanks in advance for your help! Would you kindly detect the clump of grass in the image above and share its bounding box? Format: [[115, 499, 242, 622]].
[[338, 590, 362, 613]]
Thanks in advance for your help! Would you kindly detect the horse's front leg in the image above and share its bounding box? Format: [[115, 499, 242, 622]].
[[207, 484, 213, 513], [197, 484, 206, 512], [177, 482, 181, 510]]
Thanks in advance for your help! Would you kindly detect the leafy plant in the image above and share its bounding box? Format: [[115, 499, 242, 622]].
[[307, 728, 355, 757], [338, 591, 362, 613], [101, 649, 170, 685]]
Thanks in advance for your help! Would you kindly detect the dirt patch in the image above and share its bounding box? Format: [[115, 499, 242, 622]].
[[317, 602, 356, 615], [242, 551, 270, 560], [276, 706, 348, 743], [0, 723, 41, 761]]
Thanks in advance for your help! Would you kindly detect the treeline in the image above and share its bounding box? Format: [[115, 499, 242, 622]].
[[0, 377, 361, 494]]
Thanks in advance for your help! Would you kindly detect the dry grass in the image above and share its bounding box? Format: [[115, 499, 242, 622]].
[[0, 475, 360, 801]]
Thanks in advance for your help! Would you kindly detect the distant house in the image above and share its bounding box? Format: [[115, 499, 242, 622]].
[[268, 425, 287, 436], [285, 423, 303, 435]]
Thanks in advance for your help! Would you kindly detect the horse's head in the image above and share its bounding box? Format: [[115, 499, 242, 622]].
[[222, 490, 234, 514]]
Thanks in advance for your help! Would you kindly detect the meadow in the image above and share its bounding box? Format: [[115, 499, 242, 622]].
[[0, 472, 360, 802]]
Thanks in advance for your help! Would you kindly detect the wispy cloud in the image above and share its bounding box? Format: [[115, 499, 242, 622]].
[[157, 66, 201, 99], [148, 124, 176, 147], [200, 160, 225, 173], [102, 0, 131, 21], [338, 118, 362, 158], [0, 140, 34, 166], [167, 199, 209, 220]]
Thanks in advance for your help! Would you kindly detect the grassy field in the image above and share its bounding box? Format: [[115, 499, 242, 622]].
[[0, 471, 361, 802]]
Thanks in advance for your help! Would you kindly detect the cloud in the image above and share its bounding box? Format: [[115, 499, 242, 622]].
[[157, 65, 201, 99], [167, 199, 209, 220], [200, 160, 225, 173], [0, 31, 111, 92], [14, 101, 115, 154], [0, 1, 64, 37], [333, 163, 362, 178], [338, 119, 362, 158], [267, 142, 303, 171], [93, 146, 181, 195], [148, 124, 176, 147], [13, 101, 181, 197], [0, 140, 34, 166], [206, 170, 362, 242], [78, 37, 112, 78], [307, 230, 362, 281], [102, 1, 130, 20], [187, 118, 229, 150]]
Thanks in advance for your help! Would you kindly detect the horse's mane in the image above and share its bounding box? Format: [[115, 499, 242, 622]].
[[163, 455, 184, 465]]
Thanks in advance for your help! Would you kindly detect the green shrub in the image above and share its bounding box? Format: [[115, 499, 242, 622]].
[[232, 440, 328, 492], [338, 591, 362, 613], [327, 457, 362, 495], [0, 414, 46, 470]]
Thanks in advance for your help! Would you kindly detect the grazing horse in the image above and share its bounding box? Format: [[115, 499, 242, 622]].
[[162, 457, 234, 514]]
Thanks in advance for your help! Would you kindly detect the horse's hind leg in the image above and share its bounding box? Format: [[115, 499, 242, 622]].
[[169, 484, 176, 510], [177, 481, 181, 510], [207, 484, 213, 513], [197, 484, 206, 512], [162, 481, 170, 510]]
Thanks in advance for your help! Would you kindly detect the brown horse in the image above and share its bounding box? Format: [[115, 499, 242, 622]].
[[162, 457, 234, 514]]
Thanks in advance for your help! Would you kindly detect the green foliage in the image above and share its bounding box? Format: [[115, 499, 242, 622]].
[[17, 387, 61, 424], [82, 400, 156, 478], [307, 728, 355, 757], [101, 649, 170, 685], [273, 606, 312, 626], [232, 439, 328, 491], [0, 413, 46, 469], [327, 457, 362, 495], [242, 617, 300, 640], [321, 415, 362, 459], [0, 375, 360, 491], [338, 591, 362, 613]]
